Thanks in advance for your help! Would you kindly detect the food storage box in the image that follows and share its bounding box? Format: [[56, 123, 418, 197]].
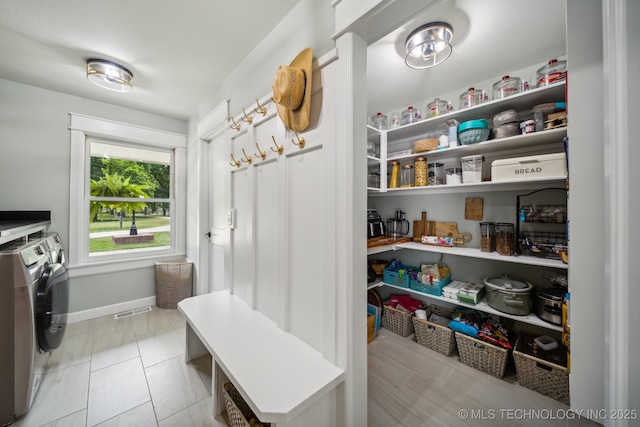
[[491, 152, 567, 182]]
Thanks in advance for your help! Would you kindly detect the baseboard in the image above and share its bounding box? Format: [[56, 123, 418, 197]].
[[67, 296, 157, 323]]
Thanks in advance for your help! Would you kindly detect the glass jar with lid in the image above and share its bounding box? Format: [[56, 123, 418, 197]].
[[536, 59, 567, 87], [400, 164, 414, 188], [388, 161, 400, 188], [426, 98, 449, 117], [372, 112, 387, 130], [492, 76, 522, 100], [427, 162, 445, 186], [414, 157, 427, 186], [495, 223, 515, 255], [459, 87, 486, 109], [401, 106, 421, 125]]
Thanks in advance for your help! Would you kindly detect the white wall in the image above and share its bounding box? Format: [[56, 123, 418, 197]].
[[0, 79, 187, 312]]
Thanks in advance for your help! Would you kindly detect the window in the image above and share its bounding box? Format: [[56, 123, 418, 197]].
[[69, 114, 187, 276]]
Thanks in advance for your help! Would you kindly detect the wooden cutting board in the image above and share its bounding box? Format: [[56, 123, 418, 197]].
[[433, 221, 472, 243], [465, 197, 484, 221]]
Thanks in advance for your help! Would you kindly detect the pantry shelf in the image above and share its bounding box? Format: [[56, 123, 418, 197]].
[[369, 177, 567, 196], [376, 282, 563, 332], [367, 241, 568, 269]]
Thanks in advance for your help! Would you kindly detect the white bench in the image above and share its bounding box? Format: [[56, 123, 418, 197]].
[[178, 291, 344, 426]]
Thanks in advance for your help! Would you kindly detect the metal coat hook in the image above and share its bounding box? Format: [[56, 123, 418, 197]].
[[270, 135, 283, 154], [291, 131, 306, 149], [241, 148, 252, 164], [254, 98, 267, 116], [229, 116, 241, 131], [229, 154, 241, 167], [241, 108, 253, 124], [254, 142, 266, 160]]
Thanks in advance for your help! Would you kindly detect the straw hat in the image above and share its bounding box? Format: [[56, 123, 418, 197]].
[[272, 48, 313, 132]]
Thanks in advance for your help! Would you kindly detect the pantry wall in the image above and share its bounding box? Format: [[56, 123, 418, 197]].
[[333, 0, 606, 415]]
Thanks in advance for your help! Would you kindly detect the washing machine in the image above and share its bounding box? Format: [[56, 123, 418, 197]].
[[0, 236, 69, 426]]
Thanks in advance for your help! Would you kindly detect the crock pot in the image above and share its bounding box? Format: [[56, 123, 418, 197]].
[[483, 275, 533, 316], [534, 285, 566, 325]]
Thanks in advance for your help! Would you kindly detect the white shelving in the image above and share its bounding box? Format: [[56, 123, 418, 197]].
[[371, 282, 562, 332], [367, 241, 568, 269]]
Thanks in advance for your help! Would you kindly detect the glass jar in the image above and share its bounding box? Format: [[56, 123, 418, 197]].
[[445, 167, 462, 185], [479, 222, 496, 253], [390, 112, 400, 129], [372, 112, 387, 130], [536, 59, 567, 88], [492, 75, 522, 100], [414, 157, 427, 186], [427, 98, 449, 117], [495, 223, 515, 256], [388, 161, 400, 189], [401, 106, 421, 125], [427, 162, 445, 186], [459, 87, 486, 109], [368, 172, 380, 188], [400, 164, 414, 188]]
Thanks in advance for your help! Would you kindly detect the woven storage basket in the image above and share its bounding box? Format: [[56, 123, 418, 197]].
[[154, 258, 193, 309], [455, 332, 510, 378], [513, 338, 570, 405], [381, 301, 414, 337], [222, 382, 271, 427], [412, 305, 456, 356]]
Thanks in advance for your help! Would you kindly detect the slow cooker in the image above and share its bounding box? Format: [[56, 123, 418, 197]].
[[534, 285, 566, 325], [483, 275, 533, 316]]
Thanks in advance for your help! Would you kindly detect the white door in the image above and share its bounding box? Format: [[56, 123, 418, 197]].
[[207, 131, 230, 293]]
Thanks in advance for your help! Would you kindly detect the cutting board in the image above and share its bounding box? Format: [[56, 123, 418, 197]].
[[465, 197, 484, 221], [433, 221, 472, 243]]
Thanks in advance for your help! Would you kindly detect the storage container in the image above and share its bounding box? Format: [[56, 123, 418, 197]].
[[455, 332, 510, 378], [414, 157, 427, 186], [458, 119, 490, 145], [372, 112, 387, 130], [223, 381, 271, 427], [426, 98, 450, 117], [461, 155, 483, 183], [536, 59, 567, 88], [367, 314, 376, 343], [427, 162, 445, 185], [409, 275, 451, 296], [479, 222, 495, 252], [400, 164, 414, 188], [491, 152, 568, 182], [513, 334, 570, 404], [445, 167, 462, 185], [412, 305, 456, 356], [381, 301, 414, 337], [492, 75, 522, 100], [459, 87, 486, 109], [154, 258, 193, 309], [401, 106, 421, 125]]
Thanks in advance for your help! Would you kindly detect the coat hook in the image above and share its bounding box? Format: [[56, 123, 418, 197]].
[[254, 142, 267, 160], [241, 148, 252, 164], [229, 154, 241, 167], [270, 135, 283, 154], [229, 116, 241, 131], [254, 99, 267, 116], [291, 131, 306, 149], [241, 108, 253, 124]]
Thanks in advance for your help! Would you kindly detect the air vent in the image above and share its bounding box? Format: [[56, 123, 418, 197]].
[[114, 306, 152, 320]]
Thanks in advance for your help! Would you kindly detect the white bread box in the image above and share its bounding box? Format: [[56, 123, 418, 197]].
[[491, 152, 567, 182]]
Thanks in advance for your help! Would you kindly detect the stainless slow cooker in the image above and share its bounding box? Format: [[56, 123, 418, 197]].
[[534, 286, 566, 325], [483, 275, 533, 316]]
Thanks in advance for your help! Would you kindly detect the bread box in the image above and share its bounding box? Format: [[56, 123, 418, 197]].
[[491, 152, 567, 182]]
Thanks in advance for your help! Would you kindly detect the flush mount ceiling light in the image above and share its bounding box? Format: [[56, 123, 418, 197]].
[[86, 59, 133, 92], [404, 22, 453, 69]]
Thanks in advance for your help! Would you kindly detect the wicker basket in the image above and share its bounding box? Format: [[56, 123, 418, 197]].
[[455, 332, 510, 378], [513, 338, 570, 405], [412, 305, 456, 356], [154, 258, 193, 309], [222, 382, 270, 427], [381, 301, 414, 337]]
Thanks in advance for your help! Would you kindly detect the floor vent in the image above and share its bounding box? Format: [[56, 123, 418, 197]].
[[114, 306, 152, 320]]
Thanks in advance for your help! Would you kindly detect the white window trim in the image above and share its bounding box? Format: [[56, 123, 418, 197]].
[[68, 113, 187, 278]]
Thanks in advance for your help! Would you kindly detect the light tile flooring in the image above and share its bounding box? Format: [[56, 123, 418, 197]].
[[15, 308, 227, 427]]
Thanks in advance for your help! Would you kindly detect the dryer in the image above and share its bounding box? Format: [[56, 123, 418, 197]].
[[0, 236, 69, 426]]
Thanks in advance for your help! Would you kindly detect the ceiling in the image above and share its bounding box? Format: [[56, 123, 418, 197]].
[[367, 0, 567, 115], [0, 0, 301, 121], [0, 0, 566, 122]]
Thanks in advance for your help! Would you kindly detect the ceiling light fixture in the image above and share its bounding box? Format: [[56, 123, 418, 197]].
[[404, 22, 453, 69], [86, 58, 133, 92]]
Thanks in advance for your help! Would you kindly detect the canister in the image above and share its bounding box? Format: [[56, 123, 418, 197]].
[[445, 167, 462, 185], [460, 155, 483, 183], [536, 59, 567, 88], [520, 120, 535, 135], [427, 98, 449, 117], [480, 222, 496, 252], [492, 76, 522, 100], [400, 164, 414, 188], [390, 112, 400, 129], [372, 112, 387, 130], [401, 106, 421, 125], [427, 162, 445, 185], [459, 87, 486, 109], [495, 223, 515, 255], [414, 157, 427, 186], [388, 161, 400, 188]]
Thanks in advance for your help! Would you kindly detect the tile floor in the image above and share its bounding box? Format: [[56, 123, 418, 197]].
[[14, 307, 227, 427]]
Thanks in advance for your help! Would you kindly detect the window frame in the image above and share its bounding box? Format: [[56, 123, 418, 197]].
[[69, 113, 187, 278]]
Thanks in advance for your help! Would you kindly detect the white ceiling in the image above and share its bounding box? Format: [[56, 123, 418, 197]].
[[0, 0, 567, 122], [0, 0, 301, 120], [367, 0, 567, 115]]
